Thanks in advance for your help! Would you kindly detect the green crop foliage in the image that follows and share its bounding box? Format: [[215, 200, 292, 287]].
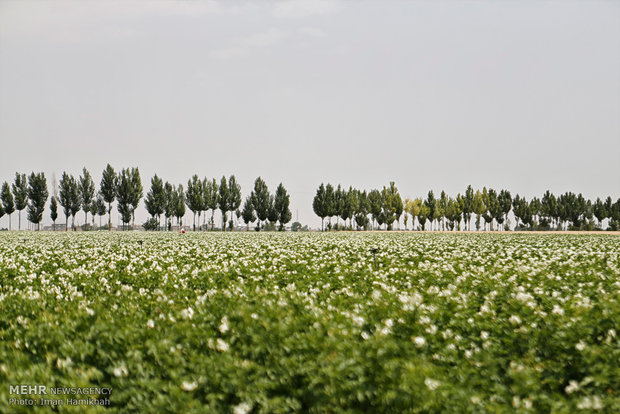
[[0, 232, 618, 413]]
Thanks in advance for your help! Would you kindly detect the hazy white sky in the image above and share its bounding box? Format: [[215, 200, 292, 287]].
[[1, 0, 619, 228]]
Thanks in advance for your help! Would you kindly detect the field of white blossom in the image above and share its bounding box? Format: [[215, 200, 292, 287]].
[[0, 232, 618, 413]]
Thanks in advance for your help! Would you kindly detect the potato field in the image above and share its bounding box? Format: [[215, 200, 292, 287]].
[[0, 232, 618, 413]]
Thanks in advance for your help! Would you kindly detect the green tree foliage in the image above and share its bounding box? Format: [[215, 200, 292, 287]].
[[325, 184, 336, 228], [175, 185, 186, 228], [26, 172, 48, 230], [130, 167, 143, 228], [205, 178, 219, 231], [12, 173, 28, 230], [463, 185, 474, 230], [593, 197, 607, 229], [354, 190, 370, 230], [100, 164, 117, 230], [1, 182, 15, 230], [425, 191, 436, 231], [251, 177, 270, 231], [312, 183, 328, 231], [59, 172, 80, 231], [116, 169, 134, 230], [144, 175, 166, 229], [368, 189, 382, 230], [382, 182, 403, 230], [513, 194, 529, 229], [541, 190, 557, 229], [89, 199, 97, 228], [218, 176, 230, 231], [50, 196, 58, 230], [274, 183, 292, 231], [79, 167, 95, 227], [185, 175, 203, 231], [96, 193, 107, 229], [472, 190, 486, 231], [228, 175, 242, 230], [241, 196, 256, 231], [498, 189, 512, 229]]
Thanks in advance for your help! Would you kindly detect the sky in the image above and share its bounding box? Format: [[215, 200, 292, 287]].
[[0, 0, 619, 229]]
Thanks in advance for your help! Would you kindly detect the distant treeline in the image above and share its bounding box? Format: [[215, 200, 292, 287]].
[[1, 168, 618, 232], [312, 183, 620, 231], [0, 165, 292, 231]]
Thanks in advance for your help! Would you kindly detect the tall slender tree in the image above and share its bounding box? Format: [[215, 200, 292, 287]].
[[50, 196, 58, 230], [175, 185, 186, 228], [274, 183, 292, 231], [251, 177, 270, 231], [206, 178, 219, 231], [26, 172, 48, 231], [473, 189, 486, 231], [100, 164, 117, 230], [95, 193, 106, 229], [12, 173, 28, 230], [368, 189, 382, 230], [241, 196, 255, 231], [218, 176, 230, 231], [312, 183, 328, 231], [78, 168, 95, 227], [144, 175, 166, 229], [354, 190, 370, 230], [228, 175, 242, 230], [425, 191, 436, 231], [164, 182, 175, 231], [116, 169, 133, 230], [186, 175, 202, 231], [59, 172, 80, 231], [463, 185, 474, 230], [497, 190, 512, 230], [130, 167, 143, 229], [1, 182, 15, 230], [89, 199, 97, 228], [593, 197, 607, 229]]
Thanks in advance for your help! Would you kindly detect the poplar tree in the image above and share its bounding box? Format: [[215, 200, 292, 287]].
[[368, 189, 382, 230], [79, 167, 95, 227], [96, 194, 106, 229], [241, 196, 255, 231], [218, 176, 230, 231], [463, 185, 474, 230], [251, 177, 270, 231], [425, 191, 436, 231], [145, 175, 166, 229], [206, 178, 219, 231], [50, 196, 58, 230], [130, 167, 143, 229], [116, 168, 133, 230], [100, 164, 117, 230], [26, 172, 48, 231], [1, 182, 15, 230], [228, 175, 242, 230], [59, 172, 80, 231], [312, 183, 328, 231], [186, 175, 202, 231], [12, 173, 28, 230], [175, 185, 186, 228], [274, 183, 292, 231], [164, 182, 175, 231]]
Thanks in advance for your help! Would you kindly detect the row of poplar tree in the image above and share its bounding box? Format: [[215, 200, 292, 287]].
[[0, 165, 292, 231], [312, 183, 620, 231]]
